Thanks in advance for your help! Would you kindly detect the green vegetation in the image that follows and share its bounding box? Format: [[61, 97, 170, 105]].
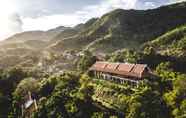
[[144, 25, 186, 58], [50, 2, 186, 53], [1, 35, 186, 117], [77, 50, 97, 72], [0, 1, 186, 118]]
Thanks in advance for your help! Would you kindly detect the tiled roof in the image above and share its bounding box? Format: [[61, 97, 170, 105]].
[[117, 63, 135, 72], [89, 61, 150, 80], [106, 63, 119, 70]]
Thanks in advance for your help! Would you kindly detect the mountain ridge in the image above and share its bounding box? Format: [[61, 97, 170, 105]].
[[49, 1, 186, 53], [0, 1, 186, 69]]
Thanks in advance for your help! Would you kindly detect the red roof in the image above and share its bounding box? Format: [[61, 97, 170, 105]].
[[89, 61, 150, 80]]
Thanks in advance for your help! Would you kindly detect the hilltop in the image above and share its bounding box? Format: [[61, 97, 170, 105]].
[[0, 2, 186, 118]]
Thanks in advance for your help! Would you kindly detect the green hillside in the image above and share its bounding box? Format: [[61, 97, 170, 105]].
[[0, 2, 186, 118], [0, 1, 186, 71], [144, 25, 186, 58], [50, 2, 186, 53]]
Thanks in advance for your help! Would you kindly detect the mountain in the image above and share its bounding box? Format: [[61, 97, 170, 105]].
[[5, 31, 45, 41], [47, 26, 70, 34], [1, 2, 186, 118], [50, 2, 186, 53], [0, 26, 70, 54], [6, 26, 70, 42], [0, 2, 186, 70], [50, 18, 99, 43], [0, 26, 69, 69]]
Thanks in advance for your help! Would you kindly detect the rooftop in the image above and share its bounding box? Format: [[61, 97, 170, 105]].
[[25, 99, 34, 109], [89, 61, 151, 80]]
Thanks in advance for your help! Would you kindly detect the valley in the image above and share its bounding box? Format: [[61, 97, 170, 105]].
[[0, 1, 186, 118]]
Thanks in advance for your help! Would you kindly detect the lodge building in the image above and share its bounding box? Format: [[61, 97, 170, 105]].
[[89, 61, 153, 87]]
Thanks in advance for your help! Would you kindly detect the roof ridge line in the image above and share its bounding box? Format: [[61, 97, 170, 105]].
[[115, 63, 120, 71], [129, 64, 136, 73], [103, 63, 108, 69]]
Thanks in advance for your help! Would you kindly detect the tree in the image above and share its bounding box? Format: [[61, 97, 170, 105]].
[[155, 62, 173, 75], [108, 49, 142, 63], [9, 78, 40, 117], [177, 100, 186, 118], [13, 77, 39, 99], [164, 75, 186, 118], [38, 76, 58, 98], [127, 87, 170, 118], [77, 50, 97, 72], [0, 93, 11, 117], [91, 112, 104, 118], [0, 68, 27, 96], [34, 72, 80, 118], [78, 74, 94, 101]]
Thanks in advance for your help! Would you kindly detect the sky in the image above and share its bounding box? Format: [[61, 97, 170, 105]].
[[0, 0, 185, 40]]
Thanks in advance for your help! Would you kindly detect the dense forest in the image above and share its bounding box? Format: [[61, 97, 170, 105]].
[[0, 1, 186, 118], [0, 48, 186, 118]]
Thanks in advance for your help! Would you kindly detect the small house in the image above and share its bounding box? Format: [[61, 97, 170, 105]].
[[21, 92, 38, 118]]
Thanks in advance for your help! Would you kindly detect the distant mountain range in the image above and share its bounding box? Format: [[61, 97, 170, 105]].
[[0, 1, 186, 70], [47, 2, 186, 53]]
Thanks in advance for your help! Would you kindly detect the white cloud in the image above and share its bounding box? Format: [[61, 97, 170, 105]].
[[1, 0, 184, 40], [22, 0, 138, 31], [0, 14, 22, 40], [108, 0, 138, 9], [0, 0, 138, 39], [22, 15, 81, 31], [144, 2, 156, 8], [0, 1, 22, 40]]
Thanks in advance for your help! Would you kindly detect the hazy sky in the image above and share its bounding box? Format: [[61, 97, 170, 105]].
[[0, 0, 185, 40]]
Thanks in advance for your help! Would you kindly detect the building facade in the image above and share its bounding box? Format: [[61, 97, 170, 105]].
[[89, 61, 152, 87]]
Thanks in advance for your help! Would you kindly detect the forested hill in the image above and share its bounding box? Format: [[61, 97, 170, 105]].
[[0, 1, 186, 118], [144, 25, 186, 58], [0, 1, 185, 73], [49, 2, 186, 53]]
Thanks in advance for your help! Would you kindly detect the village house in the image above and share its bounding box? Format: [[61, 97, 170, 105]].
[[89, 61, 153, 87], [21, 92, 38, 118]]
